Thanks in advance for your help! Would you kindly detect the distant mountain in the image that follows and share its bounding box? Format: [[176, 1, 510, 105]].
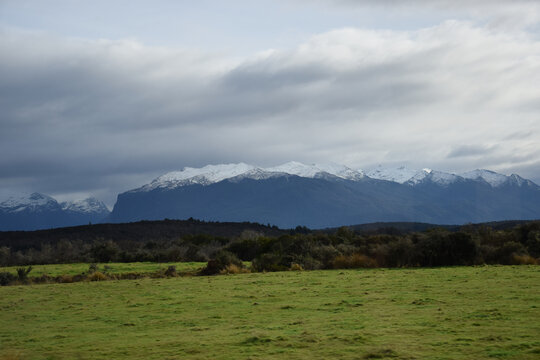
[[60, 197, 111, 225], [107, 162, 540, 229], [0, 193, 110, 231]]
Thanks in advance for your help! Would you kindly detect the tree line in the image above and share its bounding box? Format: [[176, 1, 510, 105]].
[[1, 220, 538, 268]]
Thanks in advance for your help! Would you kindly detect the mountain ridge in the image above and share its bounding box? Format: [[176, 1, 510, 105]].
[[0, 193, 110, 231], [1, 162, 538, 231], [108, 162, 540, 229], [132, 161, 538, 192]]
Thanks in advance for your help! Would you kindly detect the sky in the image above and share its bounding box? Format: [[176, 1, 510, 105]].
[[1, 0, 539, 207]]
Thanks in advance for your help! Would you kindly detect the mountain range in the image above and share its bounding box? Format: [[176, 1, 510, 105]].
[[107, 162, 540, 229], [0, 193, 110, 231], [1, 162, 539, 230]]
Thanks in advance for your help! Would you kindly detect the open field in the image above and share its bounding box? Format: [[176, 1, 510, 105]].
[[0, 262, 207, 277], [1, 265, 539, 360]]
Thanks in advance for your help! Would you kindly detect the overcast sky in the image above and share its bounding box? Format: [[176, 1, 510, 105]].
[[1, 0, 539, 206]]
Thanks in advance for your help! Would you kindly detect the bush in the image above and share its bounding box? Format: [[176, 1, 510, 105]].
[[291, 255, 323, 270], [88, 263, 99, 274], [87, 271, 108, 281], [164, 265, 178, 277], [90, 240, 120, 263], [289, 263, 304, 271], [33, 274, 53, 284], [413, 231, 478, 266], [0, 272, 17, 286], [251, 253, 288, 272], [58, 275, 74, 283], [200, 250, 243, 275], [511, 254, 538, 265], [332, 254, 378, 269], [492, 241, 528, 265], [16, 266, 32, 281], [220, 264, 250, 275]]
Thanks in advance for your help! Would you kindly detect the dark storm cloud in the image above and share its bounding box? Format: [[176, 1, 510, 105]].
[[1, 22, 539, 204]]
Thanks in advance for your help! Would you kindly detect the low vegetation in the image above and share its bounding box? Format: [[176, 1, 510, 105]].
[[0, 262, 207, 286], [1, 221, 539, 272], [0, 266, 538, 359]]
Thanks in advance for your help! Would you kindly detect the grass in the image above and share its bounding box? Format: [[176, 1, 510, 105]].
[[0, 265, 539, 359], [0, 262, 207, 277]]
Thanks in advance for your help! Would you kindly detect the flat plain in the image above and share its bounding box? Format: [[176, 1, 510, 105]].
[[1, 265, 539, 360]]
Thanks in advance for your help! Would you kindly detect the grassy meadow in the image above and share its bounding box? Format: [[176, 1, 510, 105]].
[[0, 262, 207, 277], [0, 265, 539, 360]]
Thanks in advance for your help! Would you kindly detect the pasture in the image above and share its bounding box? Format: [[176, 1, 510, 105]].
[[0, 265, 539, 359]]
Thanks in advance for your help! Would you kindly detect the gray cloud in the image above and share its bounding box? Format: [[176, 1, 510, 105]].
[[447, 145, 497, 158], [1, 20, 540, 205]]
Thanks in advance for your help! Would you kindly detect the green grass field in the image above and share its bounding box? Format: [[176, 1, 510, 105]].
[[0, 262, 207, 277], [1, 265, 539, 359]]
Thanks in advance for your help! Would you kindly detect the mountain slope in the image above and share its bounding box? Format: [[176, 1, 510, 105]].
[[108, 162, 540, 228]]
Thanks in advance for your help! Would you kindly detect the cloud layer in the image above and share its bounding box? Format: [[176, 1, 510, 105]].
[[1, 17, 539, 204]]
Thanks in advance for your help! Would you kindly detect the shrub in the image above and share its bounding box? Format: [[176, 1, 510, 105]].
[[492, 241, 528, 265], [289, 263, 304, 271], [33, 274, 53, 284], [332, 254, 378, 269], [511, 254, 538, 265], [291, 255, 323, 270], [58, 275, 74, 283], [164, 265, 178, 277], [220, 264, 250, 275], [16, 266, 32, 281], [413, 231, 478, 266], [251, 253, 288, 272], [87, 271, 108, 281], [377, 238, 414, 267], [90, 240, 120, 263], [200, 250, 244, 275], [88, 263, 98, 274], [0, 272, 17, 286]]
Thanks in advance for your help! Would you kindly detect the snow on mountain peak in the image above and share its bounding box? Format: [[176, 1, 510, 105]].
[[135, 162, 537, 192], [460, 169, 509, 187], [367, 166, 460, 186], [366, 166, 418, 184], [144, 163, 257, 190], [0, 192, 58, 212], [61, 197, 110, 214], [140, 161, 366, 191], [314, 163, 365, 180], [266, 161, 364, 180], [266, 161, 321, 178]]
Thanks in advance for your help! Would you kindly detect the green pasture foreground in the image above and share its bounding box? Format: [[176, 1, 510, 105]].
[[0, 266, 539, 360], [0, 262, 207, 277]]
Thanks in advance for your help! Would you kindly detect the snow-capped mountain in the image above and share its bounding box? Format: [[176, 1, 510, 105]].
[[266, 161, 365, 181], [0, 193, 110, 231], [460, 169, 536, 188], [460, 169, 508, 187], [134, 161, 537, 192], [135, 161, 365, 192], [0, 193, 61, 213], [367, 166, 537, 188], [3, 163, 538, 230], [108, 161, 540, 228], [405, 169, 464, 186], [366, 166, 419, 184], [61, 197, 110, 215]]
